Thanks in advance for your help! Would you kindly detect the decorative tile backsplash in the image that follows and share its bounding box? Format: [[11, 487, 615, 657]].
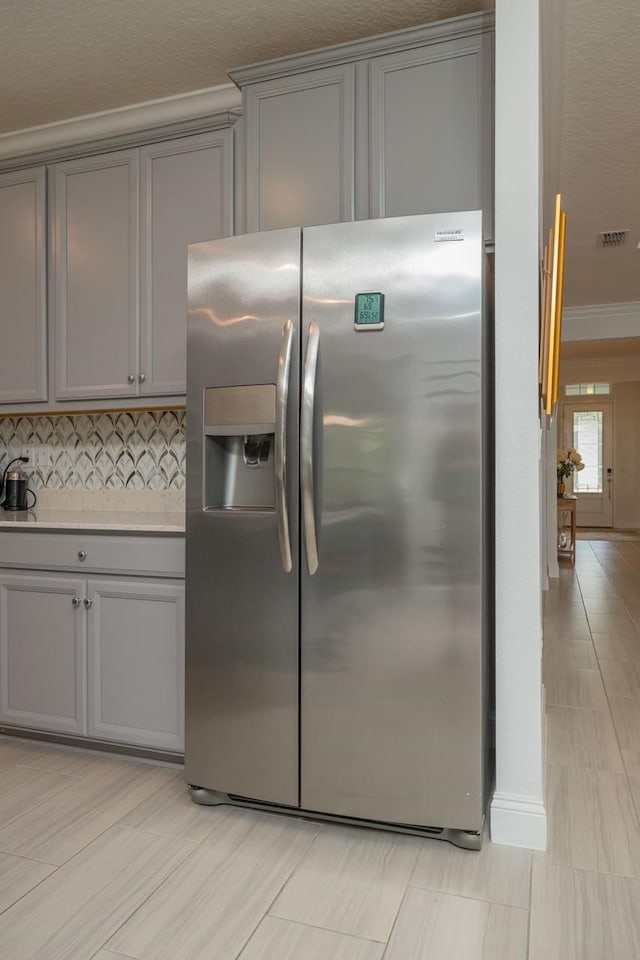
[[0, 411, 185, 491]]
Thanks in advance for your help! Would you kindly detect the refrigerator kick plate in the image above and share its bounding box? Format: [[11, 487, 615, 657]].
[[187, 785, 483, 851]]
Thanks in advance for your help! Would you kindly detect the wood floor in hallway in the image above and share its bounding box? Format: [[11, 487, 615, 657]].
[[535, 539, 640, 958], [0, 538, 639, 958]]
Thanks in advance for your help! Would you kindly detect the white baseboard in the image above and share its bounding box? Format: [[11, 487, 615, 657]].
[[490, 792, 547, 849]]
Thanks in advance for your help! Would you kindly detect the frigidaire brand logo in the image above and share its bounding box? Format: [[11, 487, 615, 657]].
[[434, 229, 465, 242]]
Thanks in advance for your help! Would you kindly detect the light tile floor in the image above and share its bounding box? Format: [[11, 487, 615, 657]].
[[1, 538, 639, 958]]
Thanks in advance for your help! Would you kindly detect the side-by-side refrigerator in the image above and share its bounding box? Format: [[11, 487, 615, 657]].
[[185, 212, 492, 847]]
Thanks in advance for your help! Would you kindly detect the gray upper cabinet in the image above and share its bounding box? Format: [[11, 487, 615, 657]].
[[52, 129, 234, 403], [368, 32, 494, 239], [139, 131, 233, 395], [232, 13, 494, 238], [0, 167, 47, 403], [241, 65, 356, 232], [52, 150, 139, 401]]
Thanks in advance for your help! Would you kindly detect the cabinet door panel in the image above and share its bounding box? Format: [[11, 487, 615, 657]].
[[140, 131, 233, 395], [244, 66, 355, 231], [53, 151, 138, 400], [0, 168, 47, 403], [87, 579, 184, 751], [0, 575, 86, 734], [369, 33, 494, 239]]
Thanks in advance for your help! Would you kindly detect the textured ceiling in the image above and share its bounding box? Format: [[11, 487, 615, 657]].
[[1, 0, 637, 311], [0, 0, 491, 133], [559, 0, 640, 306]]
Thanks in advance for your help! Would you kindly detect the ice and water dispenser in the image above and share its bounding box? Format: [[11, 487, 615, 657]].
[[203, 385, 276, 511]]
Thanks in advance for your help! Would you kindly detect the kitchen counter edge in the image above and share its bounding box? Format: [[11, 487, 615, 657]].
[[0, 510, 185, 534]]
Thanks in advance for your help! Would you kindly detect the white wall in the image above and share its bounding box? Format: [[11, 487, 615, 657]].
[[613, 382, 640, 528], [545, 413, 560, 577], [491, 0, 546, 849], [540, 0, 567, 237], [540, 0, 568, 590]]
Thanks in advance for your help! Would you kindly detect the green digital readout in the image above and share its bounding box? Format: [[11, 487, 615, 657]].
[[354, 292, 384, 328]]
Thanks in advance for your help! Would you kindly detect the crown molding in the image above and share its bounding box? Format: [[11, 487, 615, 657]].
[[0, 84, 242, 170], [229, 11, 494, 87], [562, 301, 640, 341]]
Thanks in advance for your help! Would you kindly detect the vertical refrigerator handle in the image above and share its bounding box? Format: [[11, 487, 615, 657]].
[[301, 322, 320, 575], [275, 319, 294, 572]]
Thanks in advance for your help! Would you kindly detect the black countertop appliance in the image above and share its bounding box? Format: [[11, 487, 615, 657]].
[[1, 457, 36, 511]]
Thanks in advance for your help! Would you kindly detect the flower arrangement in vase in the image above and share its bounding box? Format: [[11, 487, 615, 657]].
[[557, 448, 584, 497]]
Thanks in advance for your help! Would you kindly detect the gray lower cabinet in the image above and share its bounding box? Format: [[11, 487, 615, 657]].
[[0, 167, 47, 403], [0, 533, 185, 753], [0, 574, 86, 735], [52, 129, 234, 402], [87, 578, 184, 751]]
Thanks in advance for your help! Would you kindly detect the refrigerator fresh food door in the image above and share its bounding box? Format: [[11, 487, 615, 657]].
[[185, 228, 301, 806], [300, 212, 487, 830]]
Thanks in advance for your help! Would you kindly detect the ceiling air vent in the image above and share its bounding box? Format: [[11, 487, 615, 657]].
[[597, 229, 629, 247]]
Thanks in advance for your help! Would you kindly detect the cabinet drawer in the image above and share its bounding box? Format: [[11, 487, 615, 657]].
[[0, 532, 184, 578]]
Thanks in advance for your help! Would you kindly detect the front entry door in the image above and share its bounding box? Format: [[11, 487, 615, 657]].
[[562, 403, 613, 527]]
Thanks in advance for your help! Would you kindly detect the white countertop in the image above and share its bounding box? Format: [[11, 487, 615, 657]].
[[0, 508, 185, 534]]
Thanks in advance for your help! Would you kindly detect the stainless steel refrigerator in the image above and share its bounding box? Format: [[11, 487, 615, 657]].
[[185, 212, 492, 848]]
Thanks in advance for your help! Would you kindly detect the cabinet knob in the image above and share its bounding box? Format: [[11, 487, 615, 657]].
[[83, 597, 93, 609], [78, 550, 87, 561], [128, 374, 135, 384], [138, 373, 146, 383], [71, 596, 81, 607]]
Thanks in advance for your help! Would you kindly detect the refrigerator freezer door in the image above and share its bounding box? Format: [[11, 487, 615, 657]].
[[300, 212, 487, 830], [185, 228, 301, 806]]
